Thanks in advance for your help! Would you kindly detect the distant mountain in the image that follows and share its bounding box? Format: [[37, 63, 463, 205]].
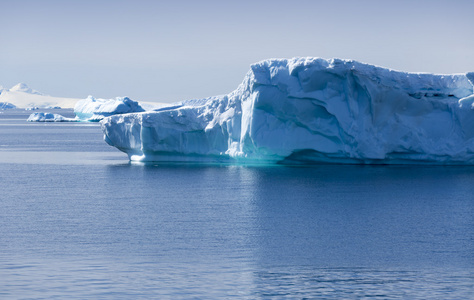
[[9, 83, 44, 95], [0, 102, 17, 109], [0, 83, 80, 109]]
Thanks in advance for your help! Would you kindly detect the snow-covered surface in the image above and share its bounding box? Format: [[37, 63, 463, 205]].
[[27, 112, 77, 122], [0, 83, 80, 108], [10, 83, 44, 95], [101, 57, 474, 165], [140, 101, 174, 111]]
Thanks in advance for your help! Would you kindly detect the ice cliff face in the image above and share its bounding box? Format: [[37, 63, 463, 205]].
[[101, 58, 474, 164]]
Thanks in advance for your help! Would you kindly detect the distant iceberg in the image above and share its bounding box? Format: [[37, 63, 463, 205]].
[[101, 57, 474, 164], [28, 96, 149, 122], [74, 96, 146, 121], [27, 112, 77, 122]]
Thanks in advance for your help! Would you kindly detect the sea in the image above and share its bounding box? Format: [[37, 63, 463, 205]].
[[0, 109, 473, 299]]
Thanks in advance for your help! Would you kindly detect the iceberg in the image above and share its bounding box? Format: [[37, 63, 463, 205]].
[[27, 112, 77, 122], [101, 57, 474, 165], [74, 96, 146, 121], [27, 95, 166, 122]]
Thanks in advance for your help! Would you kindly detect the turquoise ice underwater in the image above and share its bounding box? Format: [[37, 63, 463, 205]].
[[0, 110, 473, 299]]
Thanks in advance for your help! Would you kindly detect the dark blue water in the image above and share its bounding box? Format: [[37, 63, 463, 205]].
[[0, 110, 473, 299]]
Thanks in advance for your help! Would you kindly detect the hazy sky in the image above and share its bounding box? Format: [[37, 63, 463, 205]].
[[1, 0, 473, 103]]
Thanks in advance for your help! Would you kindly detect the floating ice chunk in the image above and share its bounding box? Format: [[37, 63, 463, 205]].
[[101, 57, 474, 165], [27, 112, 77, 122]]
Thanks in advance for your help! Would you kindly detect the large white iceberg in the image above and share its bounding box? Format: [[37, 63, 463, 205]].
[[101, 57, 474, 164]]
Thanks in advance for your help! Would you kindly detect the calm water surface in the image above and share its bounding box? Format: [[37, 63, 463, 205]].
[[0, 110, 473, 299]]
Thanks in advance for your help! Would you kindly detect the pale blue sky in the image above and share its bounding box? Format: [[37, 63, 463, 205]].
[[1, 0, 473, 103]]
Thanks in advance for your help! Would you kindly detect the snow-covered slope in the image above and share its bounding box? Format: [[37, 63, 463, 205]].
[[10, 83, 44, 95], [101, 57, 474, 164], [0, 83, 80, 108]]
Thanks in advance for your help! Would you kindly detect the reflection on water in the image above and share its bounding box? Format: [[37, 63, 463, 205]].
[[1, 258, 472, 299], [0, 111, 473, 298]]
